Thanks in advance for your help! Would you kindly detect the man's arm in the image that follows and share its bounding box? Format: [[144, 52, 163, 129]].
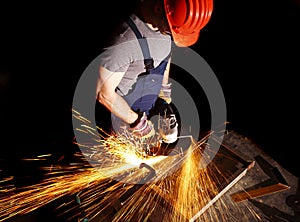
[[96, 66, 138, 125], [159, 57, 172, 104], [162, 57, 171, 85]]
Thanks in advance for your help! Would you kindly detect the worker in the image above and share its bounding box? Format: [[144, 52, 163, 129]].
[[95, 0, 213, 145]]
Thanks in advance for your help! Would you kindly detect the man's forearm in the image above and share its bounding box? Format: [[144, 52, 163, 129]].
[[162, 57, 171, 85], [98, 92, 138, 125]]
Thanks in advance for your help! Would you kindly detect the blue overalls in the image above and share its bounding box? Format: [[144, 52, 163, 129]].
[[111, 17, 170, 134]]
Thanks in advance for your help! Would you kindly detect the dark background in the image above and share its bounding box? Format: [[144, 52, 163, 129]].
[[1, 0, 299, 187]]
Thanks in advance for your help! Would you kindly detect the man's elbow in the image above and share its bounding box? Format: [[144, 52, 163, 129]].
[[97, 89, 114, 108], [97, 90, 106, 105]]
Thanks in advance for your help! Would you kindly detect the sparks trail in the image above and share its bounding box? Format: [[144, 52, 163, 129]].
[[0, 110, 262, 221]]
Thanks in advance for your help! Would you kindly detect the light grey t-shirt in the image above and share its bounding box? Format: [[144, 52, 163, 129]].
[[99, 14, 172, 95]]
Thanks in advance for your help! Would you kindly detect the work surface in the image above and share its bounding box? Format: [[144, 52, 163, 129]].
[[2, 130, 299, 222]]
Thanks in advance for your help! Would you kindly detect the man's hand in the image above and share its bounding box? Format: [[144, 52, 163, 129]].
[[151, 97, 179, 144], [158, 114, 178, 144], [130, 112, 155, 138]]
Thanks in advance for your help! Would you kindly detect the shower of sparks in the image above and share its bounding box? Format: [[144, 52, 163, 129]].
[[0, 110, 262, 222]]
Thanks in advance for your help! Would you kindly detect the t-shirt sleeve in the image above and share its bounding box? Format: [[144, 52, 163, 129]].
[[99, 43, 132, 73]]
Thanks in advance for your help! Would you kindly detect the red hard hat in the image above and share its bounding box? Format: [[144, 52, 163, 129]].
[[164, 0, 213, 47]]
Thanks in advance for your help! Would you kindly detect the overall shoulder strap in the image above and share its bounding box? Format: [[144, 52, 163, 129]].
[[126, 16, 154, 71]]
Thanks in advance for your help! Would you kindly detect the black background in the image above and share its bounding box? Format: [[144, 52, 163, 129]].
[[1, 0, 300, 186]]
